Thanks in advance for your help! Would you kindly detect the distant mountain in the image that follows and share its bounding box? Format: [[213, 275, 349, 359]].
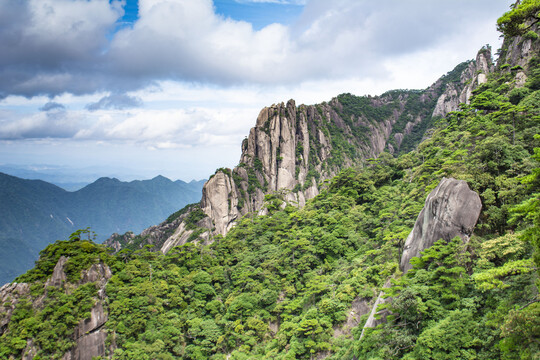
[[0, 173, 205, 284], [0, 164, 157, 191]]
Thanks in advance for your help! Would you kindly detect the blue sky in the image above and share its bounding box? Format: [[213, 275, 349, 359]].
[[0, 0, 514, 183], [117, 0, 304, 30], [214, 0, 304, 29]]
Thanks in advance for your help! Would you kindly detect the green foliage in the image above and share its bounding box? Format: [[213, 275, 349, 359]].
[[166, 203, 198, 224], [3, 14, 540, 359], [497, 0, 540, 37], [16, 230, 116, 284], [184, 206, 207, 230], [0, 230, 118, 359]]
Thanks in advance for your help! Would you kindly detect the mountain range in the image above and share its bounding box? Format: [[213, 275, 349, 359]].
[[0, 2, 539, 359], [0, 173, 205, 285]]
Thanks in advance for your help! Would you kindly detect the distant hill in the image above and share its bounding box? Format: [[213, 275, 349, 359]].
[[0, 173, 205, 284]]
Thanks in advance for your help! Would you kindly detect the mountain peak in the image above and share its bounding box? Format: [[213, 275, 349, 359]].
[[151, 175, 172, 183]]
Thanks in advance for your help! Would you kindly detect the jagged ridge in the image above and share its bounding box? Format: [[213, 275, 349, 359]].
[[108, 49, 495, 253]]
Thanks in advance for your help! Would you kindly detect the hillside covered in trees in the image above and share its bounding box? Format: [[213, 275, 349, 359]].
[[0, 1, 539, 359]]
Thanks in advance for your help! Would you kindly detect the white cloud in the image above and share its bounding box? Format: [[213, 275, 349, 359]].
[[0, 0, 517, 179], [0, 0, 514, 97]]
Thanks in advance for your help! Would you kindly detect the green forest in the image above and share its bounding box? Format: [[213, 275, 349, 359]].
[[1, 1, 539, 359]]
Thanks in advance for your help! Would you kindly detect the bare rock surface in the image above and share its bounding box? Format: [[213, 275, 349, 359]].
[[432, 48, 494, 118], [400, 177, 482, 272], [0, 282, 30, 335], [45, 255, 68, 287], [61, 262, 113, 360]]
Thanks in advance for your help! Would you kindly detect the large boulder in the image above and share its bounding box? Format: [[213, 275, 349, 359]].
[[400, 177, 482, 272], [361, 177, 481, 339]]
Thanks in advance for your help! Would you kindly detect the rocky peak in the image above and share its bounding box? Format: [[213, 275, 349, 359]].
[[399, 177, 482, 272], [109, 49, 499, 254], [0, 255, 113, 360], [432, 47, 495, 118], [45, 255, 68, 287], [62, 261, 112, 360], [146, 87, 457, 252]]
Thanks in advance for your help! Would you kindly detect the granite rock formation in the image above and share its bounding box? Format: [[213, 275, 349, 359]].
[[432, 47, 495, 118], [361, 178, 482, 338], [0, 257, 113, 360], [399, 178, 482, 272], [114, 66, 480, 253]]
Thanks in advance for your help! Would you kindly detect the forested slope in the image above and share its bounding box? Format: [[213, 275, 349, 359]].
[[0, 1, 539, 359]]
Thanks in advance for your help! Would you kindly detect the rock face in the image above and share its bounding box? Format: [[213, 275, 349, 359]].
[[432, 47, 495, 118], [496, 21, 540, 88], [0, 257, 113, 360], [399, 177, 482, 272], [127, 80, 464, 252], [63, 261, 113, 360], [154, 94, 438, 251], [0, 282, 30, 335], [360, 279, 392, 339], [45, 255, 68, 287], [499, 22, 540, 70], [108, 47, 495, 254]]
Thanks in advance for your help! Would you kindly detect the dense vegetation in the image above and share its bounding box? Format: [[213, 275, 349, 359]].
[[1, 2, 539, 359], [0, 229, 120, 359]]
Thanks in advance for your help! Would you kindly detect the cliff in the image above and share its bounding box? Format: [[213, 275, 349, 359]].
[[0, 254, 113, 360], [432, 47, 495, 117], [108, 59, 487, 253], [2, 2, 538, 359]]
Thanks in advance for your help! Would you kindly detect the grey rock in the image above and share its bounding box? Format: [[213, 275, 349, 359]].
[[433, 48, 495, 118], [334, 297, 372, 338], [58, 259, 113, 360], [360, 279, 392, 340], [0, 282, 30, 335], [45, 255, 68, 287], [400, 177, 482, 272], [153, 93, 443, 252]]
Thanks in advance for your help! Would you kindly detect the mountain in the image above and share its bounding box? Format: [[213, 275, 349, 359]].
[[0, 174, 205, 285], [1, 2, 539, 359], [0, 164, 153, 191], [106, 50, 494, 253]]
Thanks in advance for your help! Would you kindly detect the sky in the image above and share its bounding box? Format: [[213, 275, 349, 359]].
[[0, 0, 515, 183]]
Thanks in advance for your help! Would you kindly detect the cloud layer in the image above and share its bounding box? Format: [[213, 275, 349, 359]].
[[0, 0, 512, 98], [0, 0, 515, 180]]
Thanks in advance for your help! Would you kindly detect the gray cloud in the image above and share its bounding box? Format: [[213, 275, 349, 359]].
[[0, 0, 514, 99], [0, 111, 83, 140], [86, 94, 143, 111], [40, 102, 65, 112]]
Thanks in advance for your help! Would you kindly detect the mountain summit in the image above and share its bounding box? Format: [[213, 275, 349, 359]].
[[107, 46, 494, 253]]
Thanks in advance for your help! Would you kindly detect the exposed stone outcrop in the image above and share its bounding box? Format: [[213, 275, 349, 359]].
[[361, 178, 482, 339], [201, 170, 242, 236], [0, 256, 113, 360], [360, 279, 392, 340], [0, 282, 30, 335], [45, 255, 68, 287], [432, 47, 495, 118], [138, 89, 454, 252], [108, 45, 498, 255], [62, 260, 113, 360], [399, 177, 482, 272], [497, 21, 540, 89], [499, 22, 540, 71]]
